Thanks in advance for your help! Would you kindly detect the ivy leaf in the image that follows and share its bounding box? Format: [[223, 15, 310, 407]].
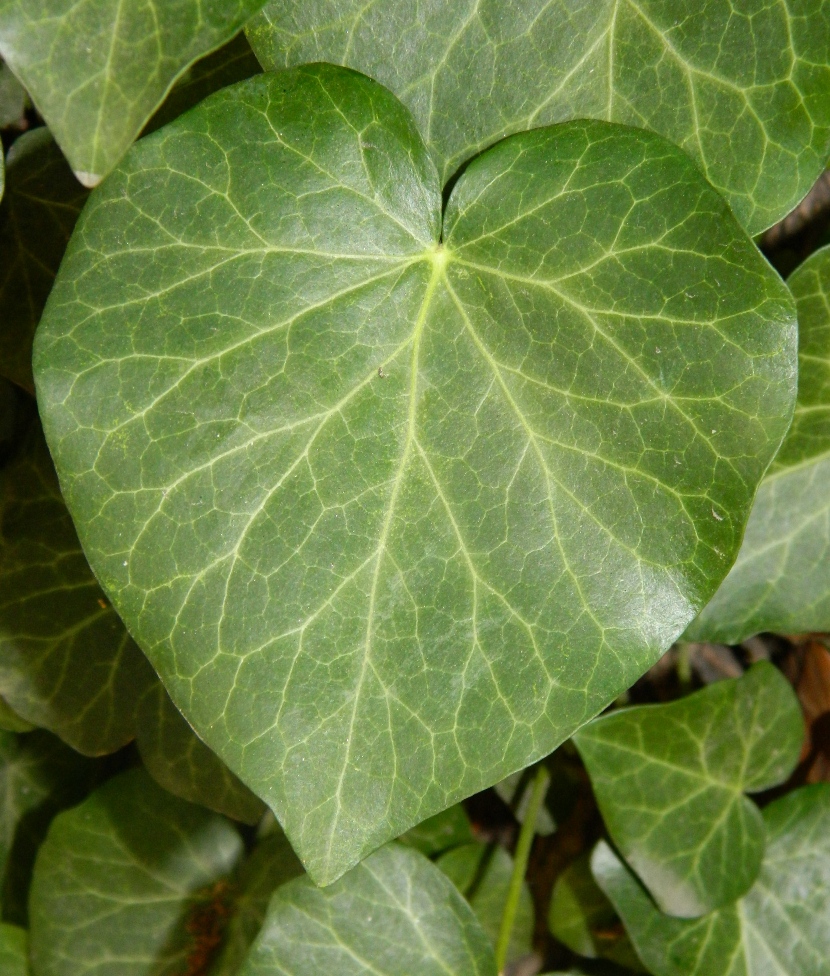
[[437, 842, 534, 965], [0, 0, 271, 187], [0, 696, 33, 733], [687, 243, 830, 643], [0, 419, 156, 755], [238, 844, 496, 976], [0, 925, 27, 976], [398, 804, 474, 857], [29, 767, 244, 976], [574, 662, 803, 918], [0, 128, 88, 392], [136, 680, 266, 825], [247, 0, 830, 235], [594, 783, 830, 976], [34, 65, 797, 884], [0, 60, 25, 128]]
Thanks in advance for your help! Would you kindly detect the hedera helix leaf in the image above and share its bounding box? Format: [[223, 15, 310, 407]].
[[136, 679, 266, 824], [29, 767, 244, 976], [594, 783, 830, 976], [573, 662, 804, 918], [0, 419, 156, 755], [687, 243, 830, 642], [0, 128, 88, 392], [34, 65, 797, 884], [0, 2, 271, 187], [247, 0, 830, 236], [0, 925, 27, 976], [238, 844, 496, 976]]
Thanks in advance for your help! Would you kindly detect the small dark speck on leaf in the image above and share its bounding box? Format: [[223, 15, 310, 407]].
[[378, 366, 387, 379]]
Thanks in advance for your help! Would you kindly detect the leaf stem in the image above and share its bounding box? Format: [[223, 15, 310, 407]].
[[494, 763, 550, 973]]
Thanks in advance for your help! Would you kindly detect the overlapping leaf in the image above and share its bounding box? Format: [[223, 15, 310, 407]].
[[0, 60, 24, 128], [398, 803, 474, 857], [0, 696, 32, 732], [594, 783, 830, 976], [29, 767, 244, 976], [574, 663, 803, 917], [0, 1, 271, 186], [238, 844, 496, 976], [248, 0, 830, 234], [0, 419, 156, 754], [0, 128, 88, 391], [688, 244, 830, 642], [34, 65, 797, 883]]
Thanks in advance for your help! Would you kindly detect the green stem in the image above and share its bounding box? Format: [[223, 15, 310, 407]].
[[494, 763, 550, 973]]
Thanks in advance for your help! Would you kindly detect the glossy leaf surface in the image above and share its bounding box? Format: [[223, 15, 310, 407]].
[[574, 663, 803, 917], [688, 244, 830, 642], [248, 0, 830, 234], [595, 783, 830, 976], [0, 420, 155, 754], [0, 129, 87, 391], [34, 65, 797, 883], [136, 680, 265, 823], [238, 844, 496, 976], [0, 1, 270, 186], [0, 925, 27, 976], [29, 767, 244, 976]]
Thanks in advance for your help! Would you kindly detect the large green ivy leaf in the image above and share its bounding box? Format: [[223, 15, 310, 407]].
[[238, 844, 496, 976], [0, 420, 156, 755], [29, 767, 244, 976], [594, 783, 830, 976], [687, 243, 830, 642], [136, 679, 266, 824], [248, 0, 830, 235], [0, 128, 88, 392], [0, 1, 270, 187], [574, 663, 803, 918], [34, 65, 797, 884], [0, 925, 27, 976]]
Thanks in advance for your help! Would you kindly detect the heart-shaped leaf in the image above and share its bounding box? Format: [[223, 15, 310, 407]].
[[0, 1, 270, 186], [574, 662, 804, 917], [238, 844, 496, 976], [136, 679, 266, 824], [0, 925, 27, 976], [29, 767, 244, 976], [0, 419, 156, 754], [247, 0, 830, 235], [688, 243, 830, 642], [34, 65, 797, 884], [594, 783, 830, 976]]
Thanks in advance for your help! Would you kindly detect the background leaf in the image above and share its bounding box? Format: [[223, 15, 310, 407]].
[[0, 419, 156, 754], [136, 680, 266, 824], [0, 128, 87, 391], [238, 843, 497, 976], [687, 243, 830, 642], [29, 767, 244, 976], [247, 0, 830, 234], [594, 783, 830, 976], [0, 60, 25, 128], [0, 0, 271, 186], [0, 697, 33, 733], [0, 924, 27, 976], [574, 663, 804, 917], [34, 66, 797, 884], [398, 803, 474, 857]]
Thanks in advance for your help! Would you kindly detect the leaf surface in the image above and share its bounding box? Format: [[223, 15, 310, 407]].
[[248, 0, 830, 234], [574, 663, 803, 917], [29, 767, 244, 976], [0, 1, 270, 185], [34, 65, 797, 883], [0, 925, 27, 976], [398, 803, 474, 857], [238, 844, 496, 976], [688, 243, 830, 642], [594, 783, 830, 976], [0, 60, 25, 128]]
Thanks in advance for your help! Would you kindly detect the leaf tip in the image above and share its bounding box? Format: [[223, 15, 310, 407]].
[[74, 170, 101, 189]]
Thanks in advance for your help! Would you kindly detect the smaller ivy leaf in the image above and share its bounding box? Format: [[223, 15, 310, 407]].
[[0, 420, 156, 755], [0, 924, 27, 976], [29, 767, 244, 976], [209, 831, 304, 976], [574, 662, 804, 918], [398, 804, 474, 857], [0, 0, 272, 187], [548, 853, 645, 971], [437, 842, 533, 965], [238, 844, 497, 976], [687, 243, 830, 643], [136, 680, 266, 825], [0, 696, 33, 732], [0, 128, 88, 392], [594, 783, 830, 976]]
